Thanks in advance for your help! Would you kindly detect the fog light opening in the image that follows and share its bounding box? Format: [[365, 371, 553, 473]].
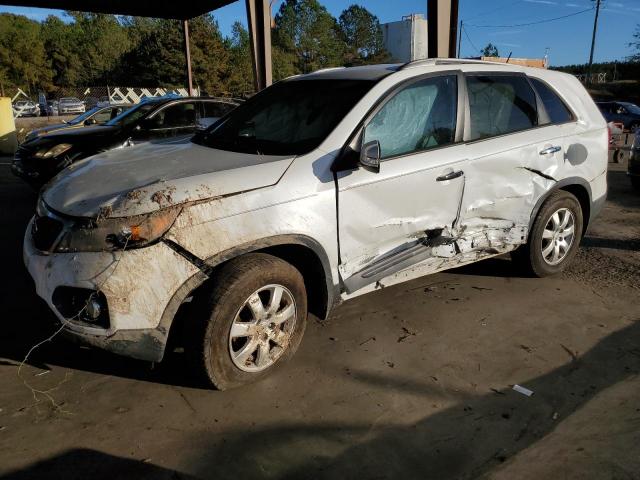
[[84, 296, 102, 322]]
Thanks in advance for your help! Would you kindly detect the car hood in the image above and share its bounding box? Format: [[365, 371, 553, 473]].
[[42, 141, 294, 218], [28, 123, 82, 138]]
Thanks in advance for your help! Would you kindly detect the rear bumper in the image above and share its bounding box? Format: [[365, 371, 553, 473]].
[[588, 169, 607, 226]]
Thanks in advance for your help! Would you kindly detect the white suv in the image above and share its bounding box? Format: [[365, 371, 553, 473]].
[[24, 59, 607, 389]]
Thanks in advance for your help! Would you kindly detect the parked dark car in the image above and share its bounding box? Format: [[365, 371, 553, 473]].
[[12, 96, 239, 187], [24, 104, 132, 142], [596, 101, 640, 131]]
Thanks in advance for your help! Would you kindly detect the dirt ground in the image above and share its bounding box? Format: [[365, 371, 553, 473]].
[[0, 157, 638, 480]]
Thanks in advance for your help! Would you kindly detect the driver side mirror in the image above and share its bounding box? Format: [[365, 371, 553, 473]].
[[359, 140, 381, 173]]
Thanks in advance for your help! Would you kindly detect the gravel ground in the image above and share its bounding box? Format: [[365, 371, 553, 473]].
[[0, 158, 638, 480]]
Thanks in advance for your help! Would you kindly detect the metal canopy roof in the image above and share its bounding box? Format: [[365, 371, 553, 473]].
[[0, 0, 236, 19]]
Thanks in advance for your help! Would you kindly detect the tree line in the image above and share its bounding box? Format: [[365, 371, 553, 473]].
[[0, 0, 388, 98]]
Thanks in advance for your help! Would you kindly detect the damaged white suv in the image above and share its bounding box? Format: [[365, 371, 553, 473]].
[[25, 59, 607, 389]]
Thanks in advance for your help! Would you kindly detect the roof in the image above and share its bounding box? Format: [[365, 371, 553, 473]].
[[0, 0, 235, 19], [292, 64, 403, 81], [289, 59, 519, 82]]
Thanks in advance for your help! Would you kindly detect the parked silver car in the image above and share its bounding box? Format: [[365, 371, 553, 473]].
[[58, 97, 85, 115], [13, 100, 40, 117], [25, 59, 608, 389]]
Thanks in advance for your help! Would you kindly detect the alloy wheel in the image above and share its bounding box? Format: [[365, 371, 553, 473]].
[[541, 207, 576, 266], [228, 284, 297, 373]]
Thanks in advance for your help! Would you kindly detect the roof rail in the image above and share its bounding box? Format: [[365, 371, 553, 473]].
[[399, 57, 510, 70]]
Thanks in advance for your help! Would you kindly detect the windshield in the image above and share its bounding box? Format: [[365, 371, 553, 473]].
[[621, 102, 640, 115], [106, 102, 157, 127], [60, 97, 80, 104], [68, 106, 101, 125], [194, 79, 375, 155]]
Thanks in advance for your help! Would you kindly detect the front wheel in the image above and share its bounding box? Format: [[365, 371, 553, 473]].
[[186, 253, 307, 390], [512, 190, 583, 277]]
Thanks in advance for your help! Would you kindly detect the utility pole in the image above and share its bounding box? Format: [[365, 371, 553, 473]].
[[587, 0, 601, 85], [182, 20, 194, 96], [457, 20, 463, 58]]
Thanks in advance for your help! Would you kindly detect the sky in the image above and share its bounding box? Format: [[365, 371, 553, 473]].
[[0, 0, 639, 66]]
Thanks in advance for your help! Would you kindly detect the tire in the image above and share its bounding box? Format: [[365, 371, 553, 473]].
[[186, 253, 307, 390], [631, 176, 640, 192], [512, 190, 583, 277]]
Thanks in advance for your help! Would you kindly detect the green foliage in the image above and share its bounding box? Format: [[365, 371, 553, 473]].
[[481, 43, 499, 57], [0, 3, 388, 96], [225, 22, 254, 95], [274, 0, 345, 73], [0, 13, 52, 93], [338, 4, 388, 65]]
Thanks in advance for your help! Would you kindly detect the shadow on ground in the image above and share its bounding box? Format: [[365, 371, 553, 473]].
[[1, 448, 199, 480], [3, 319, 638, 479]]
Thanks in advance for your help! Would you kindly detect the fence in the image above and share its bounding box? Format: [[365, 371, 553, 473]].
[[10, 86, 201, 118], [575, 72, 609, 84]]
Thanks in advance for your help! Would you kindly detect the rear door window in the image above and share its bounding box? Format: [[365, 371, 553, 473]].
[[466, 74, 538, 141], [529, 78, 574, 124], [154, 102, 197, 128]]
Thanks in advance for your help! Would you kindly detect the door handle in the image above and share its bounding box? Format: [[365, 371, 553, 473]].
[[539, 145, 562, 155], [436, 169, 464, 182]]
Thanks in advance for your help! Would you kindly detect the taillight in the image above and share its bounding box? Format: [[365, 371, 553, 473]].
[[607, 125, 613, 150]]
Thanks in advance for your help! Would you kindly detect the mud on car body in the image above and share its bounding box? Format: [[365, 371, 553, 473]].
[[24, 59, 608, 390]]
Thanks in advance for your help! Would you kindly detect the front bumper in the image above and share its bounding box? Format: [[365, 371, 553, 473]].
[[11, 160, 41, 183], [23, 218, 202, 361], [59, 107, 84, 114]]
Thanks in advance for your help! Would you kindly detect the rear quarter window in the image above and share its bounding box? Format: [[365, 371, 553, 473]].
[[530, 77, 574, 124], [466, 74, 538, 141]]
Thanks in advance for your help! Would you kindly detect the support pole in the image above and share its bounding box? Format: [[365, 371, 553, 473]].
[[587, 0, 601, 85], [246, 0, 272, 92], [448, 0, 459, 58], [427, 0, 459, 58], [182, 19, 194, 96], [457, 20, 463, 58]]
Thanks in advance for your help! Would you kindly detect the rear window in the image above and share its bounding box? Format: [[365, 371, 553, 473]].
[[467, 75, 538, 141], [530, 78, 574, 124]]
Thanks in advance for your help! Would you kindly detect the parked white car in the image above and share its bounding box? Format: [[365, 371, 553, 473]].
[[24, 59, 607, 389], [58, 97, 85, 115]]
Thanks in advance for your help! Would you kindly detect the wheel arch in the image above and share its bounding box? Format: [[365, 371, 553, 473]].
[[529, 177, 592, 237], [159, 235, 338, 354]]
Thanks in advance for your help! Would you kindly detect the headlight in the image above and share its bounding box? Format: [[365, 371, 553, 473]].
[[34, 143, 72, 159], [55, 207, 181, 253]]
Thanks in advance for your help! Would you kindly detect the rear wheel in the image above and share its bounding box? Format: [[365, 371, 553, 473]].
[[186, 253, 307, 390], [512, 190, 583, 277]]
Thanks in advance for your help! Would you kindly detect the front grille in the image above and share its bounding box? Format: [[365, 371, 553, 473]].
[[32, 214, 63, 251]]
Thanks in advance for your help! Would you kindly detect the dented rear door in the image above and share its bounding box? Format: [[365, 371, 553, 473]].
[[457, 73, 567, 250]]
